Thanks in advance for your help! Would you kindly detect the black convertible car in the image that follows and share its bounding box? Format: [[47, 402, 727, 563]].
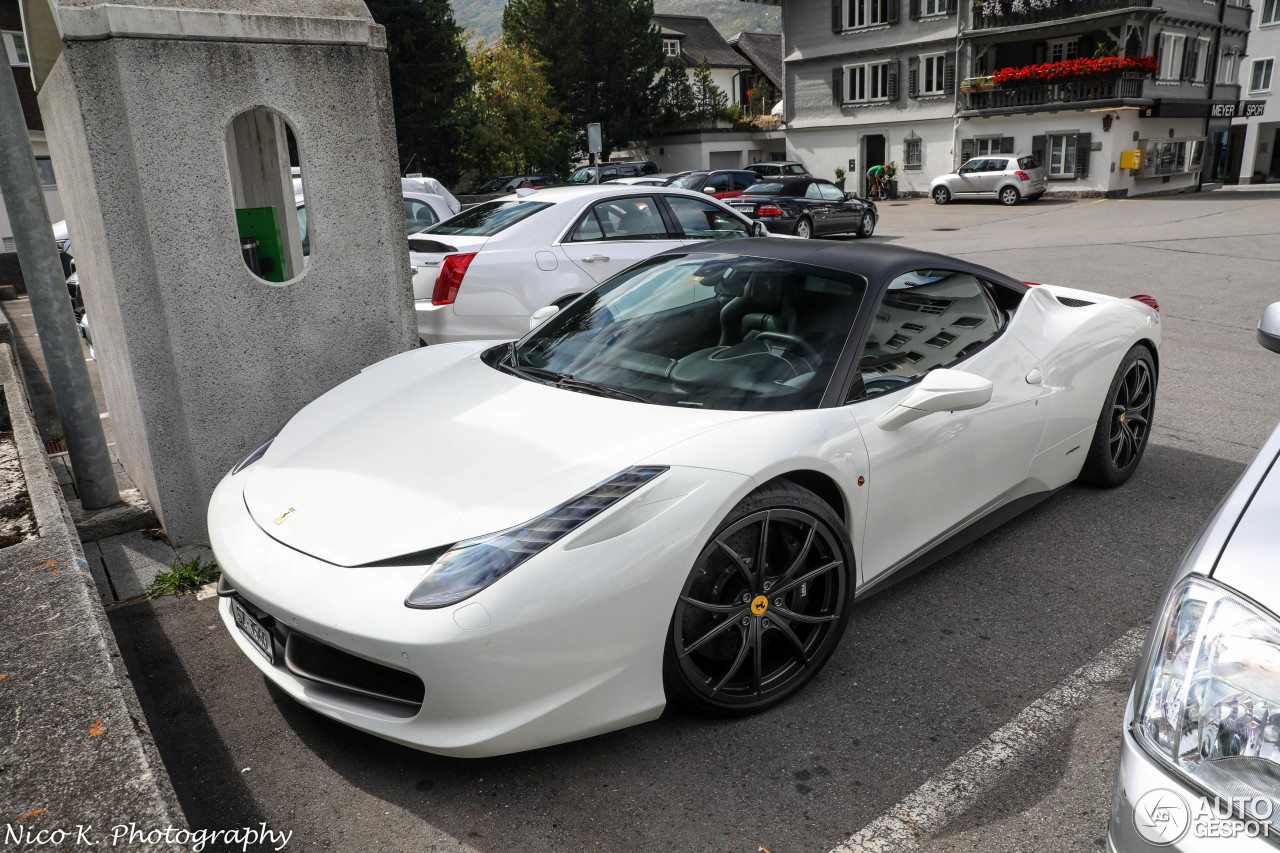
[[728, 178, 877, 240]]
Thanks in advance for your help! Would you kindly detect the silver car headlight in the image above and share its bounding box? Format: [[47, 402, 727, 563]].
[[1135, 575, 1280, 825], [405, 466, 667, 610]]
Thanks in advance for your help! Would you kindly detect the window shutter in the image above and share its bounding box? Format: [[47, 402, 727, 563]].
[[910, 0, 921, 18], [909, 57, 920, 97], [1075, 132, 1092, 178], [944, 57, 956, 94], [1000, 136, 1015, 154], [1155, 35, 1164, 76], [889, 60, 901, 100], [833, 67, 846, 105], [833, 0, 844, 31], [961, 138, 974, 165], [1181, 41, 1195, 81], [888, 0, 900, 23], [1031, 134, 1047, 166]]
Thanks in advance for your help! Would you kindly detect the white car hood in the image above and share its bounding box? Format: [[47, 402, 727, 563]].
[[241, 343, 757, 566]]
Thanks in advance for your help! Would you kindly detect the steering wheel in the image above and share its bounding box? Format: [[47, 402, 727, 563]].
[[755, 332, 822, 366]]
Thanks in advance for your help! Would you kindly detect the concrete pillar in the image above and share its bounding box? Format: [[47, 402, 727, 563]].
[[36, 0, 416, 545]]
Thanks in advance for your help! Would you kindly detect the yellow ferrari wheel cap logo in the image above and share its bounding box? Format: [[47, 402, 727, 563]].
[[751, 595, 769, 615], [1119, 412, 1126, 422]]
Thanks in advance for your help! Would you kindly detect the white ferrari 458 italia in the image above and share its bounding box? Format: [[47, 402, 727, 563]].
[[210, 240, 1161, 757]]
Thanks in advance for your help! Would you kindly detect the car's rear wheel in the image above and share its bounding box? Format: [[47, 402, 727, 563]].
[[933, 186, 951, 205], [1078, 344, 1157, 488], [664, 480, 853, 715], [794, 217, 814, 239], [999, 186, 1021, 206], [857, 211, 876, 238]]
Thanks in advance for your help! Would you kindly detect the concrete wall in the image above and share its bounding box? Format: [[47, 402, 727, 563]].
[[39, 20, 414, 544]]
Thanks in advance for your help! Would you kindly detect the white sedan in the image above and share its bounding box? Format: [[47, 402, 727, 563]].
[[408, 184, 768, 345], [210, 241, 1160, 757]]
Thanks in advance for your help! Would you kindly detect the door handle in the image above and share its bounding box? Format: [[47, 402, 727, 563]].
[[582, 255, 610, 262]]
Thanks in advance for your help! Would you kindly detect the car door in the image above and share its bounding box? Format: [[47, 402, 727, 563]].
[[952, 159, 986, 196], [976, 158, 1007, 193], [560, 195, 686, 283], [663, 195, 751, 243], [802, 181, 832, 230], [846, 268, 1050, 582], [817, 181, 856, 233]]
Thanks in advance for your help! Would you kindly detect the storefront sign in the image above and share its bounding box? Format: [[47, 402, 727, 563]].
[[1210, 101, 1266, 118]]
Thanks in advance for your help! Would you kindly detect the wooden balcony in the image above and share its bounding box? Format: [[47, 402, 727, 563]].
[[972, 0, 1153, 30], [961, 75, 1146, 112]]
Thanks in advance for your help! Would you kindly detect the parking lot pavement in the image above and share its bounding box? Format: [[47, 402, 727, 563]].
[[106, 189, 1280, 852]]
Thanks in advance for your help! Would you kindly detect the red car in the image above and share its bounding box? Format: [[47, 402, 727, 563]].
[[664, 169, 759, 199]]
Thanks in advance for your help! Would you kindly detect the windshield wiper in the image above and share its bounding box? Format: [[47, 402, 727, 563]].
[[500, 343, 651, 403]]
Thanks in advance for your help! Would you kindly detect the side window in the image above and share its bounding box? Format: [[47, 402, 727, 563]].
[[589, 197, 669, 240], [403, 199, 439, 235], [958, 159, 982, 173], [804, 182, 823, 199], [705, 174, 732, 192], [818, 182, 845, 201], [666, 196, 750, 240], [569, 209, 606, 242], [854, 269, 1003, 399], [731, 173, 756, 191], [1018, 156, 1040, 170]]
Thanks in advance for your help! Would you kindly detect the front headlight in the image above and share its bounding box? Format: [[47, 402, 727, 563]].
[[405, 466, 667, 610], [1135, 575, 1280, 825]]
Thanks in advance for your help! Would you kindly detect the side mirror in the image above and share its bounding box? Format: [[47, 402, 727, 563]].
[[1259, 302, 1280, 354], [703, 186, 717, 194], [751, 221, 768, 237], [875, 369, 994, 431], [529, 304, 560, 330], [844, 192, 856, 201]]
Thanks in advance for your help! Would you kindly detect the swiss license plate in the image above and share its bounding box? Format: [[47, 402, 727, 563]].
[[230, 597, 275, 664]]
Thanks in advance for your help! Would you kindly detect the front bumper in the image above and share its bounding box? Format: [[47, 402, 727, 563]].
[[1108, 712, 1276, 851], [209, 464, 751, 757]]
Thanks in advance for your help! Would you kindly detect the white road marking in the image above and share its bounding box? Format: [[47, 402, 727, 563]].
[[828, 626, 1147, 853]]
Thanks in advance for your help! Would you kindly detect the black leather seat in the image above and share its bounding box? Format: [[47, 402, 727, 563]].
[[718, 274, 798, 346]]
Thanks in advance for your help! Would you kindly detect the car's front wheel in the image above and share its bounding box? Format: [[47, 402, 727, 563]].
[[664, 480, 853, 715], [857, 211, 876, 238], [794, 217, 814, 239], [932, 186, 951, 205], [999, 186, 1021, 206], [1078, 344, 1157, 487]]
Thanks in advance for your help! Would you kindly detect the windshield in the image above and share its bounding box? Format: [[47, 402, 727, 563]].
[[423, 200, 551, 237], [510, 254, 868, 411], [666, 172, 710, 189], [744, 182, 788, 195]]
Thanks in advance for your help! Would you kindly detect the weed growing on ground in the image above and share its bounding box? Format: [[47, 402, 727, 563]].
[[146, 556, 220, 597]]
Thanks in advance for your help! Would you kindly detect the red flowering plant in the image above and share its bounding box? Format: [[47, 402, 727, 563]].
[[992, 55, 1156, 85]]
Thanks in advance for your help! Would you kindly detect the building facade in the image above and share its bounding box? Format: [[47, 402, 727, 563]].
[[1229, 0, 1278, 182], [747, 0, 1254, 196]]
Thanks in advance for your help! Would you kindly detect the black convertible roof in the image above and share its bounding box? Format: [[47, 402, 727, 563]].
[[665, 239, 1030, 294]]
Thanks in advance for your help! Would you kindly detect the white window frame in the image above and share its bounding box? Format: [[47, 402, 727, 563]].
[[1264, 0, 1280, 25], [1193, 37, 1211, 82], [846, 0, 890, 30], [974, 136, 1002, 156], [1220, 50, 1239, 84], [1250, 58, 1275, 92], [2, 31, 29, 67], [663, 39, 680, 58], [920, 53, 946, 95], [845, 61, 892, 102], [922, 0, 946, 15], [1046, 38, 1079, 64], [1158, 31, 1185, 81], [1047, 133, 1077, 178]]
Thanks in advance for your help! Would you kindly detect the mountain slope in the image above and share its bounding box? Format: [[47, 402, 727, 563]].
[[453, 0, 779, 45]]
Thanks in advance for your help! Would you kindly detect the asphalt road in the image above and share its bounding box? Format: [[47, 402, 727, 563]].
[[108, 188, 1280, 853]]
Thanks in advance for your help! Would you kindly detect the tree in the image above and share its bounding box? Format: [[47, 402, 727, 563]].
[[460, 39, 569, 177], [366, 0, 472, 182], [657, 56, 696, 122], [503, 0, 664, 159], [691, 57, 727, 122]]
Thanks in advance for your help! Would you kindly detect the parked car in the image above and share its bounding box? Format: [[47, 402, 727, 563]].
[[729, 178, 878, 239], [399, 192, 455, 236], [605, 175, 676, 187], [931, 156, 1048, 206], [407, 184, 768, 345], [664, 170, 760, 199], [746, 161, 811, 179], [210, 240, 1161, 757], [1106, 302, 1280, 851], [567, 161, 660, 183], [475, 175, 563, 194]]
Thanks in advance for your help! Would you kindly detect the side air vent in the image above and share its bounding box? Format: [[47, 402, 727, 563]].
[[1057, 296, 1095, 308], [285, 631, 425, 709]]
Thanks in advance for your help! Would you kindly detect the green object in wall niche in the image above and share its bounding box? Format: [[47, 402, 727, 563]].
[[235, 206, 287, 283]]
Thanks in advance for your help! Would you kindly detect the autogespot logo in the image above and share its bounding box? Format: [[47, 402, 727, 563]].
[[1134, 788, 1191, 845]]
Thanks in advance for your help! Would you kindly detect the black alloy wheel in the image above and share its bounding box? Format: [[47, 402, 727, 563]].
[[1079, 344, 1157, 487], [664, 481, 852, 714]]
